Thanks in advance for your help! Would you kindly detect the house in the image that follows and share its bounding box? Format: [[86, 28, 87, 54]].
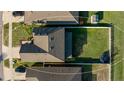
[[26, 67, 82, 81], [24, 11, 79, 25], [19, 27, 72, 62]]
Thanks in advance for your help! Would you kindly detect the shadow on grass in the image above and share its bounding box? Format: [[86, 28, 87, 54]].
[[111, 24, 117, 81], [71, 28, 87, 57], [81, 65, 97, 81], [79, 11, 89, 24], [96, 11, 104, 21], [66, 57, 100, 63], [31, 62, 43, 67], [111, 25, 114, 81]]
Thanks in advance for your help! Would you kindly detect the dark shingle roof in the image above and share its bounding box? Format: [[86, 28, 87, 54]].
[[20, 27, 66, 62], [33, 27, 63, 35], [26, 67, 82, 81], [20, 43, 46, 53], [24, 11, 79, 25]]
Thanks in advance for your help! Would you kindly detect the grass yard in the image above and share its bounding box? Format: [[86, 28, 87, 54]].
[[81, 64, 109, 81], [4, 58, 43, 68], [4, 59, 9, 68], [66, 28, 109, 63], [4, 22, 44, 47], [100, 12, 124, 80], [13, 59, 43, 68], [12, 23, 33, 47], [4, 23, 9, 46], [79, 28, 109, 58]]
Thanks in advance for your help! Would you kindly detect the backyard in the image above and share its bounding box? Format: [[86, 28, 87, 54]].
[[66, 28, 109, 63], [81, 64, 109, 81]]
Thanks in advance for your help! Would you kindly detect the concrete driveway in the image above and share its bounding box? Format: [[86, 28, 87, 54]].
[[3, 11, 24, 25], [2, 45, 21, 60]]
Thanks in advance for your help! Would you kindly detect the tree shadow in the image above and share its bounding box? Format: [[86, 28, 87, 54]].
[[95, 11, 104, 21], [111, 24, 115, 81], [71, 28, 87, 57], [79, 11, 89, 24], [81, 65, 97, 81], [66, 57, 100, 63], [31, 62, 43, 67], [75, 57, 100, 63], [100, 50, 110, 64]]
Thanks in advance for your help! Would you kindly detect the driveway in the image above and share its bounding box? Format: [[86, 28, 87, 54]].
[[3, 11, 24, 25], [2, 45, 20, 60]]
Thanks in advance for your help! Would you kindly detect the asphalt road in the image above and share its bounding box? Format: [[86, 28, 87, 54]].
[[0, 12, 2, 61], [0, 11, 4, 80]]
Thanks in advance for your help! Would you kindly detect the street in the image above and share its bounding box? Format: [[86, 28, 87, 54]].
[[0, 11, 4, 80]]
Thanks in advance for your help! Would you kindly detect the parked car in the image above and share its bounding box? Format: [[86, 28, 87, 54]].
[[15, 66, 26, 73], [12, 11, 24, 17]]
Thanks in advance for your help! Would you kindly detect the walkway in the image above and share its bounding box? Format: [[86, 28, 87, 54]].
[[7, 11, 14, 81]]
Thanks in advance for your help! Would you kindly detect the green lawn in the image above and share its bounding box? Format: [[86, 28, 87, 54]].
[[80, 28, 109, 58], [12, 23, 33, 47], [4, 59, 9, 68], [13, 59, 44, 68], [81, 64, 109, 81], [66, 28, 109, 63], [4, 58, 43, 68], [4, 23, 9, 46], [4, 22, 44, 47], [100, 12, 124, 80]]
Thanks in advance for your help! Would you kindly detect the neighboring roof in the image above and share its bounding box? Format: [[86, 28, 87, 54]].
[[24, 11, 79, 25], [26, 67, 82, 81], [20, 27, 65, 62]]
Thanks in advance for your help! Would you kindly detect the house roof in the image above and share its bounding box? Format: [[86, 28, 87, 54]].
[[20, 43, 46, 53], [20, 27, 65, 62], [26, 67, 82, 81], [33, 27, 64, 35], [24, 11, 79, 25]]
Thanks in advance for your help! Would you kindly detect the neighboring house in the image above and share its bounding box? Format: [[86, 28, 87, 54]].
[[24, 11, 79, 25], [19, 27, 72, 62], [26, 67, 82, 81]]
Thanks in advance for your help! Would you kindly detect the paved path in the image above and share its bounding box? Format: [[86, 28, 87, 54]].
[[8, 12, 14, 81], [12, 47, 21, 58], [0, 12, 4, 80]]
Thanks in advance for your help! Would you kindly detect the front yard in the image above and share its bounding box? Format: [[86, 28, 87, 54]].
[[12, 23, 33, 47], [66, 28, 109, 63], [4, 58, 43, 68], [4, 22, 43, 47]]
